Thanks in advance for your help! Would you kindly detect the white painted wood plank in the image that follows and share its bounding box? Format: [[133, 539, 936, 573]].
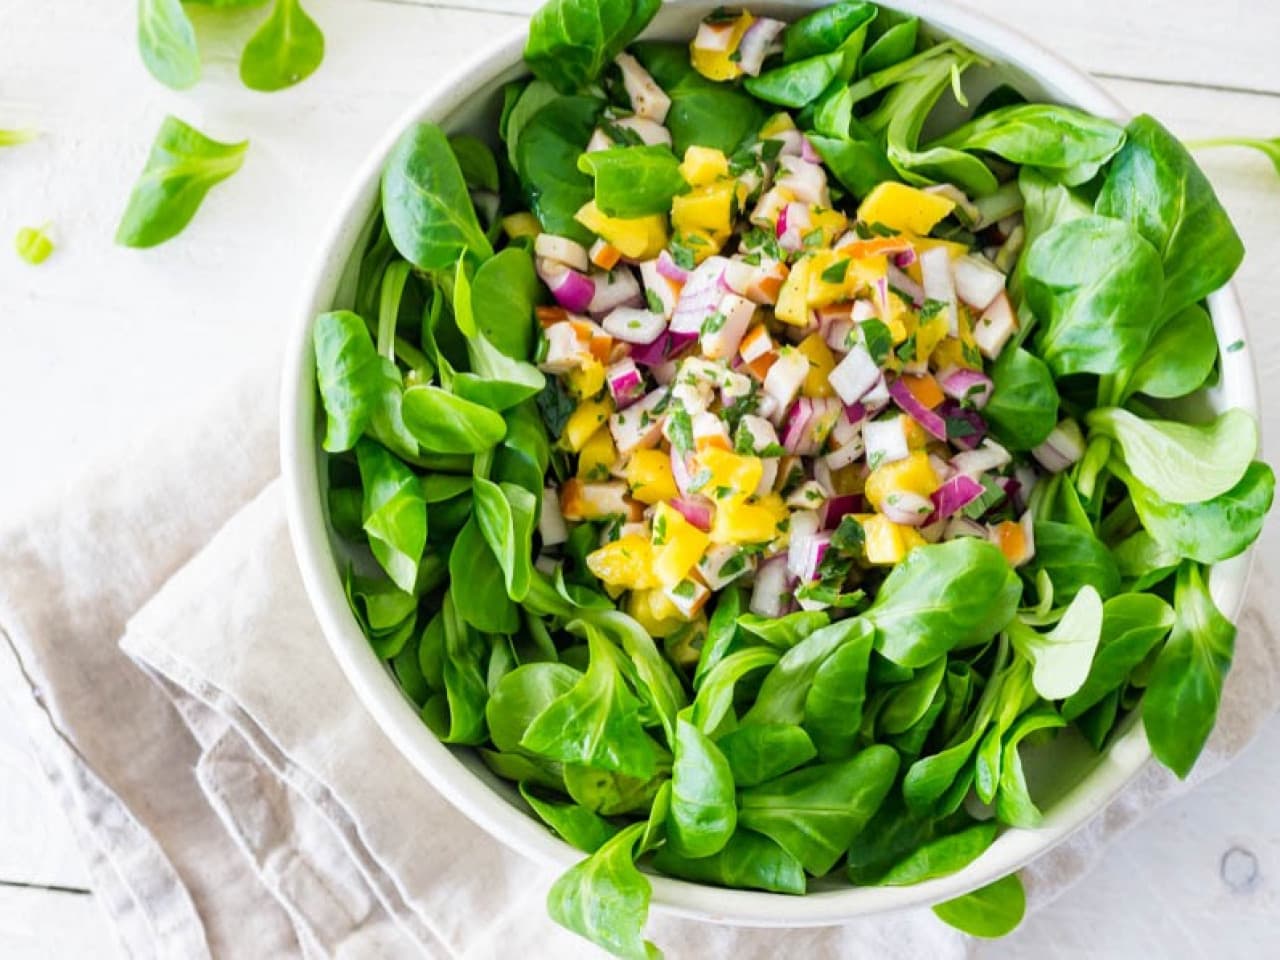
[[393, 0, 1280, 94], [0, 887, 119, 960]]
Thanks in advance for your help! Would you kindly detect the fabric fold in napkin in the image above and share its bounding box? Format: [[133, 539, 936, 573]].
[[0, 360, 1276, 958]]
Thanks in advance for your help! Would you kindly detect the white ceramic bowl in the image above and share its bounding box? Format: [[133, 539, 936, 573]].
[[281, 0, 1260, 927]]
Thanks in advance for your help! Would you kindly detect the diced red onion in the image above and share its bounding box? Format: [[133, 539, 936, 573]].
[[812, 456, 834, 496], [888, 378, 948, 442], [796, 531, 832, 581], [776, 156, 829, 207], [650, 359, 678, 386], [588, 268, 643, 316], [606, 357, 645, 408], [787, 510, 822, 578], [736, 17, 786, 76], [937, 400, 987, 451], [538, 261, 595, 314], [670, 256, 728, 334], [1032, 419, 1085, 473], [656, 249, 689, 283], [892, 248, 917, 269], [937, 366, 994, 409], [767, 129, 804, 157], [821, 494, 861, 529], [603, 306, 666, 345], [671, 495, 713, 531], [799, 135, 821, 164], [929, 474, 985, 522], [629, 329, 698, 367], [885, 265, 924, 308], [782, 399, 814, 455], [882, 491, 934, 527]]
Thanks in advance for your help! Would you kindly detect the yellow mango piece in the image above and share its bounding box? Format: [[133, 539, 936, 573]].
[[588, 535, 661, 590], [562, 395, 615, 452], [860, 514, 927, 565], [904, 234, 970, 286], [501, 212, 540, 239], [690, 12, 755, 81], [671, 180, 737, 239], [710, 494, 788, 545], [776, 255, 814, 326], [651, 502, 710, 587], [915, 312, 949, 366], [697, 447, 764, 500], [796, 333, 836, 398], [759, 112, 796, 138], [577, 427, 617, 481], [626, 449, 679, 504], [574, 200, 667, 259], [808, 206, 849, 246], [903, 417, 931, 451], [565, 358, 605, 399], [930, 336, 978, 371], [864, 451, 941, 511], [679, 228, 724, 265], [627, 589, 687, 637], [857, 183, 956, 236], [680, 146, 729, 188]]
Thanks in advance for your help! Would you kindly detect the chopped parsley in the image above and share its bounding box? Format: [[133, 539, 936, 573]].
[[701, 311, 728, 335], [860, 318, 893, 366], [821, 258, 850, 284], [645, 288, 664, 313], [668, 405, 694, 454], [671, 579, 697, 600], [670, 236, 699, 270], [536, 379, 576, 438], [946, 415, 979, 440], [687, 467, 713, 492], [652, 512, 669, 545], [802, 227, 825, 249], [896, 333, 918, 363], [1227, 339, 1245, 353], [718, 551, 747, 579], [918, 298, 947, 321], [830, 516, 866, 553], [962, 475, 1008, 520], [601, 121, 644, 147]]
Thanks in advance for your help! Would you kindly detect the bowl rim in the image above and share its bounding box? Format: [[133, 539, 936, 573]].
[[280, 0, 1261, 927]]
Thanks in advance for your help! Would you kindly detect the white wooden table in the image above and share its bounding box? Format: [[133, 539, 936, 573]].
[[1, 0, 1277, 955]]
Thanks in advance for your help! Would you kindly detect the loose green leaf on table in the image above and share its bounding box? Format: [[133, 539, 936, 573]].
[[240, 0, 326, 92], [546, 822, 659, 960], [932, 872, 1026, 938], [15, 225, 54, 264], [137, 0, 200, 90], [116, 116, 248, 247]]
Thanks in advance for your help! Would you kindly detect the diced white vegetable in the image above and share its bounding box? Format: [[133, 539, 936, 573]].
[[766, 128, 804, 157], [603, 306, 666, 345], [952, 254, 1006, 311], [615, 52, 671, 124], [539, 322, 589, 374], [539, 488, 567, 546], [735, 17, 786, 76], [951, 439, 1013, 477], [670, 256, 729, 334], [670, 378, 712, 416], [862, 375, 891, 413], [786, 510, 822, 578], [720, 370, 754, 406], [762, 346, 809, 419], [702, 293, 756, 360], [614, 117, 671, 147], [827, 342, 880, 405], [737, 415, 778, 454], [692, 410, 730, 449], [739, 325, 774, 364], [786, 480, 829, 510], [693, 19, 737, 52], [974, 291, 1018, 359], [534, 555, 558, 576], [698, 544, 756, 590], [608, 389, 667, 454], [750, 555, 791, 617], [614, 521, 650, 542], [1032, 419, 1086, 473], [864, 417, 910, 468], [831, 408, 863, 446], [743, 259, 789, 305], [585, 128, 614, 153], [534, 234, 590, 272], [881, 491, 934, 527], [588, 267, 643, 316], [920, 246, 959, 336], [777, 202, 813, 252], [650, 360, 678, 386], [664, 578, 710, 619], [750, 185, 794, 230], [754, 457, 780, 497], [824, 435, 865, 470], [720, 259, 756, 297], [775, 155, 830, 208]]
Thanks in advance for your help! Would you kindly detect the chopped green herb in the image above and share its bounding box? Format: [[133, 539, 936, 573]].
[[821, 258, 850, 284]]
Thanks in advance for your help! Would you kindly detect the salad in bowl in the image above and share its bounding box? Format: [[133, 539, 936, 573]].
[[299, 0, 1272, 953]]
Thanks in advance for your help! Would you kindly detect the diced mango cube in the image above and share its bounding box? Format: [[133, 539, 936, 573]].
[[808, 207, 848, 246], [680, 146, 729, 188], [864, 451, 941, 511], [796, 333, 836, 398], [651, 502, 710, 587], [626, 449, 679, 504], [501, 212, 540, 239], [857, 183, 956, 236], [577, 427, 617, 481], [587, 534, 661, 590], [697, 447, 764, 500], [575, 200, 667, 259], [991, 519, 1033, 566], [565, 358, 606, 399], [710, 494, 788, 545], [562, 395, 615, 452], [775, 255, 814, 326], [760, 112, 796, 138], [677, 228, 723, 265], [626, 589, 687, 637], [902, 417, 930, 451], [671, 180, 739, 240], [690, 12, 755, 81], [860, 513, 927, 564]]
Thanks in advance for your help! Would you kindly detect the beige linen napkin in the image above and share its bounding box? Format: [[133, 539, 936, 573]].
[[0, 361, 1275, 958]]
